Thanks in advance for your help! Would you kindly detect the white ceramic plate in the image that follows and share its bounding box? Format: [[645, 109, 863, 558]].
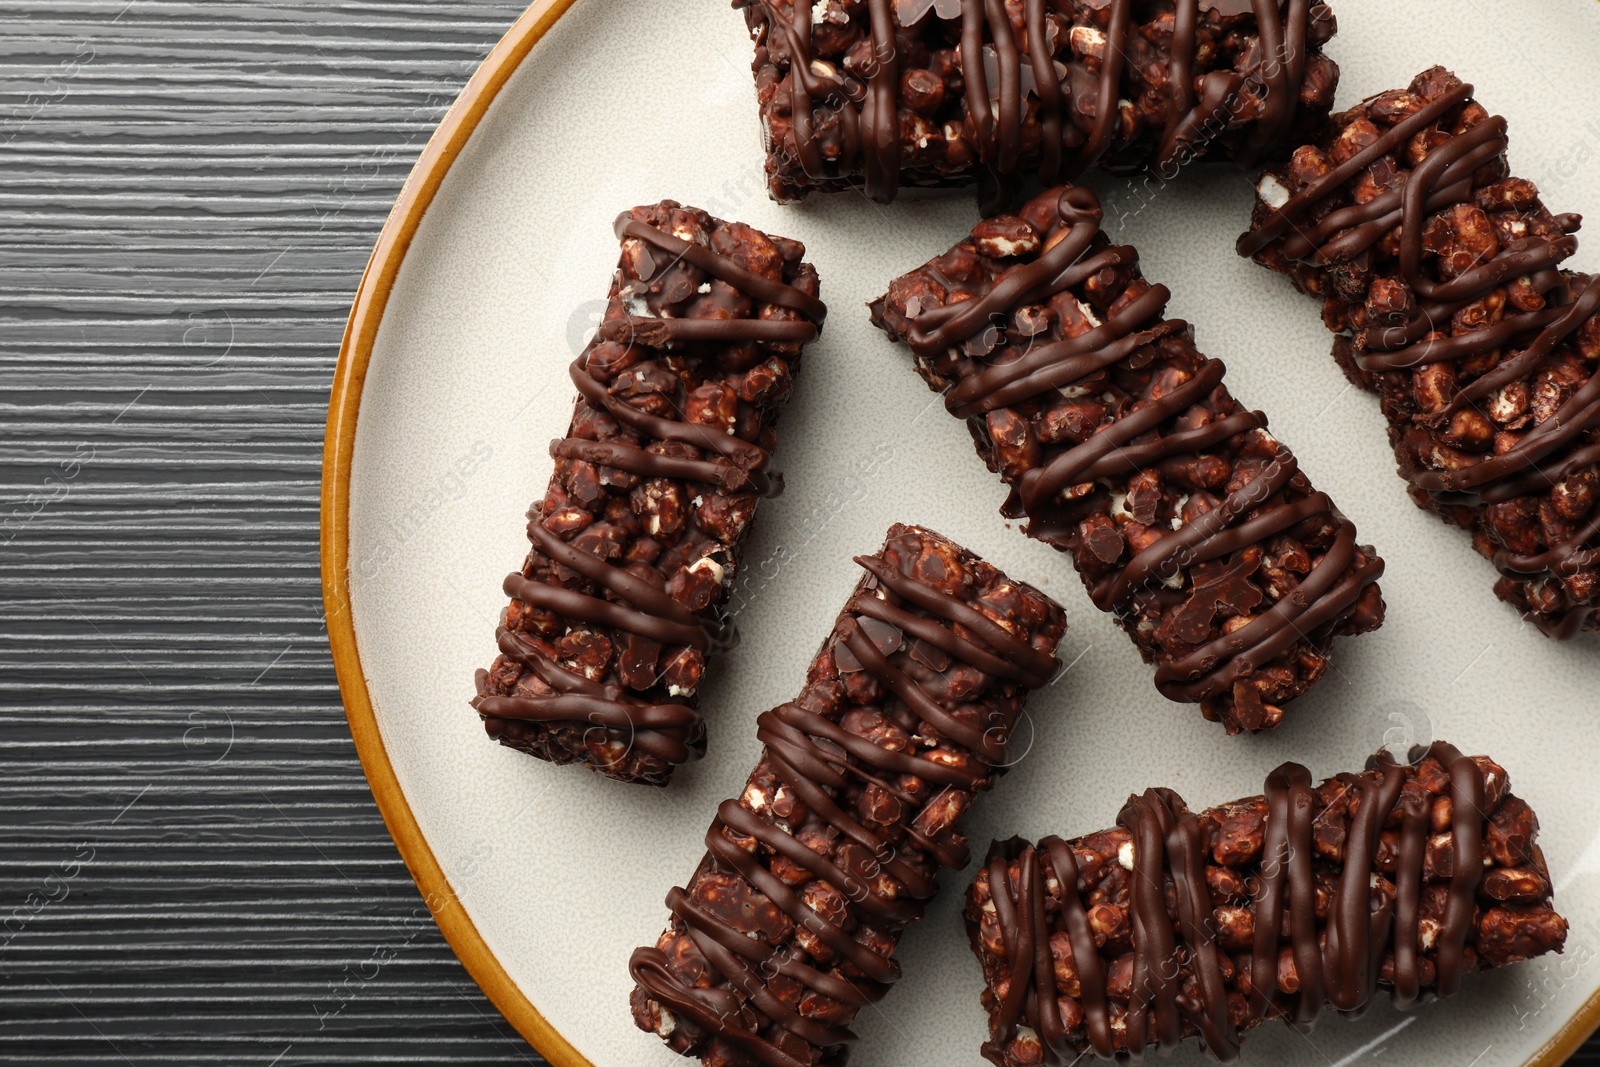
[[321, 2, 1600, 1064]]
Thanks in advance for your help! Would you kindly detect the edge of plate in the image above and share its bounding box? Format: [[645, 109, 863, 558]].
[[320, 2, 593, 1064], [317, 1, 1600, 1061]]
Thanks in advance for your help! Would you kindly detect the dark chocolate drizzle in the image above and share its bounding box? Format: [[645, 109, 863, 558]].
[[473, 214, 826, 768], [902, 185, 1380, 704], [630, 546, 1059, 1067], [1239, 82, 1600, 636], [983, 743, 1488, 1063], [758, 0, 1314, 203]]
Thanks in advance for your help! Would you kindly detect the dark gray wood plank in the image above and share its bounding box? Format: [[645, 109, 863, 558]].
[[0, 1, 1594, 1064], [0, 2, 545, 1063]]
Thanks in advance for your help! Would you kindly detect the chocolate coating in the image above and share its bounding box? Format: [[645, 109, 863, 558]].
[[969, 744, 1568, 1063], [630, 524, 1067, 1067], [472, 202, 825, 785], [871, 183, 1384, 732], [738, 0, 1341, 204]]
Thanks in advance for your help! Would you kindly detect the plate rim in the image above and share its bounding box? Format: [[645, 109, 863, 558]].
[[319, 1, 590, 1064], [318, 2, 1600, 1063]]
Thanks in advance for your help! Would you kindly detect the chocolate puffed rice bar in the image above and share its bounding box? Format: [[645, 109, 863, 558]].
[[738, 0, 1342, 204], [968, 743, 1567, 1063], [471, 201, 826, 786], [870, 183, 1384, 734], [1240, 67, 1600, 637], [630, 524, 1066, 1067]]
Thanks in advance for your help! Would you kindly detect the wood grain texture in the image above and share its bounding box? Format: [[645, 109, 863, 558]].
[[0, 1, 1593, 1065], [0, 2, 545, 1063]]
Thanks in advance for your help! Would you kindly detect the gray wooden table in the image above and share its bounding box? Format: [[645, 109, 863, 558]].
[[0, 2, 1594, 1064]]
